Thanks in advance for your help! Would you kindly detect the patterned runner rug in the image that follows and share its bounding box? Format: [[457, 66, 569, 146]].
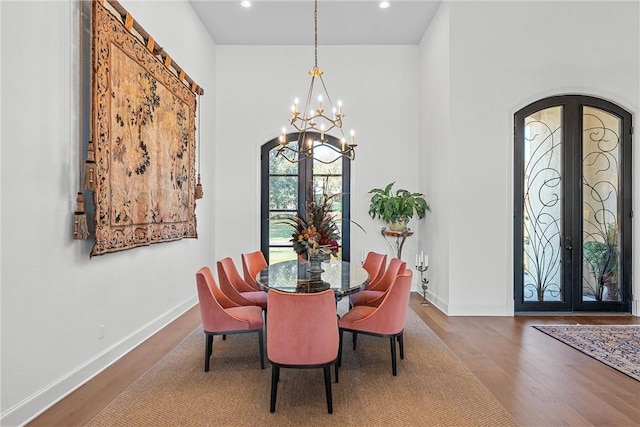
[[88, 308, 517, 426], [533, 325, 640, 382]]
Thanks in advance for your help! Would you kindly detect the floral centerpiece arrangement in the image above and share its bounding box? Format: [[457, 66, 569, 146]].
[[276, 179, 341, 261]]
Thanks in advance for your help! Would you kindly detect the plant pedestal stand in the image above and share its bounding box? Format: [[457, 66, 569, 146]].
[[381, 228, 413, 260]]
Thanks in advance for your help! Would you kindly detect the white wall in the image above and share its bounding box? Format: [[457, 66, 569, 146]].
[[0, 1, 216, 425], [419, 0, 639, 315], [419, 1, 451, 311], [214, 45, 422, 269]]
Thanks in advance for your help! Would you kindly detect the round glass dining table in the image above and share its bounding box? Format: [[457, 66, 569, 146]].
[[256, 258, 369, 300]]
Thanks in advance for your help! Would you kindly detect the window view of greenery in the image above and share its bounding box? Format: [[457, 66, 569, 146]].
[[267, 140, 345, 263]]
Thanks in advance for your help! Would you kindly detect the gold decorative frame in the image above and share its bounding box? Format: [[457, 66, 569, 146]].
[[90, 0, 199, 256]]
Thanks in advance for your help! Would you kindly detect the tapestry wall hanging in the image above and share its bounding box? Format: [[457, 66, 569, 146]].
[[90, 0, 200, 256]]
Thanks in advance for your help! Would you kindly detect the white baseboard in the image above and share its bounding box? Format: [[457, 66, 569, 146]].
[[417, 291, 511, 316], [416, 290, 449, 314], [1, 296, 198, 427]]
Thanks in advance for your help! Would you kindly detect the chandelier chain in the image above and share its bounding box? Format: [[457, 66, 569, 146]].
[[314, 0, 318, 68]]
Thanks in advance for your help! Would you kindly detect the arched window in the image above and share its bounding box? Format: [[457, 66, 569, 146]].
[[260, 133, 352, 263]]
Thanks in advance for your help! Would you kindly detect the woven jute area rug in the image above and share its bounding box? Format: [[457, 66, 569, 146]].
[[88, 308, 517, 426], [534, 324, 640, 382]]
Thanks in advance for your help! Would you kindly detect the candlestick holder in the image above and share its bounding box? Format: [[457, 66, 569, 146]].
[[415, 264, 429, 306]]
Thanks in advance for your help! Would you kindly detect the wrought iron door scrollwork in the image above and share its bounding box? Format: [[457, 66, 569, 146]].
[[582, 111, 620, 302], [523, 116, 562, 301]]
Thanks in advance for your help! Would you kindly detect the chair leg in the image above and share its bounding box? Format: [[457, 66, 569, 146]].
[[335, 359, 339, 384], [323, 365, 333, 414], [270, 365, 279, 413], [390, 336, 397, 376], [338, 329, 344, 368], [352, 332, 358, 350], [258, 330, 265, 369], [204, 334, 213, 372], [222, 335, 226, 340], [398, 332, 404, 360], [263, 308, 267, 330]]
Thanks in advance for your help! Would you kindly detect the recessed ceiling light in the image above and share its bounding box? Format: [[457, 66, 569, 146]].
[[241, 1, 251, 8], [379, 1, 390, 9]]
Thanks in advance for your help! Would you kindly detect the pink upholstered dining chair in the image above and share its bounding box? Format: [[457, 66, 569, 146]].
[[267, 288, 339, 414], [349, 258, 406, 308], [217, 257, 268, 310], [195, 266, 265, 372], [338, 269, 413, 376], [241, 250, 268, 291], [362, 251, 387, 289]]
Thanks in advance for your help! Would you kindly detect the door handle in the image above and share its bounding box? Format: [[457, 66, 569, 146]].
[[565, 236, 573, 251]]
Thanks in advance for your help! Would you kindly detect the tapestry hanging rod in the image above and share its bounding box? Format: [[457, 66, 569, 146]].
[[98, 0, 205, 96]]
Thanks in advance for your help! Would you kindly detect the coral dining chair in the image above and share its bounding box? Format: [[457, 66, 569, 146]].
[[217, 257, 268, 310], [241, 250, 268, 291], [349, 258, 406, 308], [361, 251, 387, 289], [267, 289, 340, 414], [195, 266, 265, 372], [338, 269, 413, 376]]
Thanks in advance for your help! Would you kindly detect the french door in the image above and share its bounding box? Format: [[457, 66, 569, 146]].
[[514, 95, 632, 313]]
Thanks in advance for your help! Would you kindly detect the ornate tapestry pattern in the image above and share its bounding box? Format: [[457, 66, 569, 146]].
[[91, 1, 197, 256]]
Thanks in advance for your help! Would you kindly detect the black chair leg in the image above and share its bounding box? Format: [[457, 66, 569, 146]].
[[352, 332, 358, 350], [390, 336, 397, 376], [335, 360, 339, 384], [204, 334, 213, 372], [258, 330, 265, 369], [222, 335, 226, 340], [398, 332, 404, 359], [338, 329, 344, 368], [323, 365, 333, 414], [270, 365, 279, 413]]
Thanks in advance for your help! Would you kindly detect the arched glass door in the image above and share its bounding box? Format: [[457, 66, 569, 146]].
[[514, 95, 632, 312], [260, 132, 352, 264]]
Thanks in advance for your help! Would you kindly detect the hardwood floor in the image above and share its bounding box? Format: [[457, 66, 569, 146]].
[[410, 295, 640, 427], [29, 295, 639, 426]]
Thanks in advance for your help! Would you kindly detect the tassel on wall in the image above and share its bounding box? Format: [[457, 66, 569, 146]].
[[84, 140, 97, 190], [194, 93, 204, 200], [195, 173, 203, 199], [73, 192, 90, 240]]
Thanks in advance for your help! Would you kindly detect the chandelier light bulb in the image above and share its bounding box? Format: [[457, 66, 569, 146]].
[[280, 127, 287, 144]]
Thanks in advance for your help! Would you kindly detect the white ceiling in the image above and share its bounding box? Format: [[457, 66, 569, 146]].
[[189, 0, 442, 45]]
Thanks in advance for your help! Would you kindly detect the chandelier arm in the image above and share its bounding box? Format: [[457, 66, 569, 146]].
[[276, 145, 309, 164], [317, 74, 338, 117], [302, 75, 316, 127]]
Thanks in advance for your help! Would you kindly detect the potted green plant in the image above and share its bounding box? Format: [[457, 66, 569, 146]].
[[583, 223, 619, 301], [368, 182, 430, 231]]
